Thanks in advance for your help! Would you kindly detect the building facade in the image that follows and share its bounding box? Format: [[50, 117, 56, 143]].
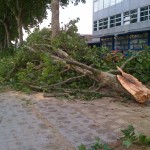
[[93, 0, 150, 50]]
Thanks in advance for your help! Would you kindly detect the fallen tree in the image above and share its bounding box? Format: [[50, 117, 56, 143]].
[[1, 25, 150, 103], [24, 42, 150, 103]]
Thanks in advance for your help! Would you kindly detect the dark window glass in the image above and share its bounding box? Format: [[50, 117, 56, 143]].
[[98, 18, 108, 30], [141, 6, 148, 11], [124, 9, 137, 25], [94, 21, 97, 31], [116, 22, 121, 26], [110, 14, 121, 27], [140, 6, 149, 22]]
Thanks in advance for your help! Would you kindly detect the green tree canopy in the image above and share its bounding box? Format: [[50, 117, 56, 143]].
[[0, 0, 18, 47], [5, 0, 49, 45]]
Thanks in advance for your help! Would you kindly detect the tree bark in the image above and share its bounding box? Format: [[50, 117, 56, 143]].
[[66, 60, 150, 103], [16, 16, 23, 46], [0, 41, 2, 50], [3, 23, 11, 48], [4, 33, 7, 48], [117, 67, 150, 103], [53, 49, 150, 103], [51, 0, 60, 39]]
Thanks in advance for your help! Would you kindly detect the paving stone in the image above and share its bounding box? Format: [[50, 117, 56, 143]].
[[1, 92, 150, 150], [0, 92, 74, 150]]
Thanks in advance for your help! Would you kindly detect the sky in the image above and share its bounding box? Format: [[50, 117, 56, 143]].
[[24, 1, 93, 40], [40, 0, 93, 35]]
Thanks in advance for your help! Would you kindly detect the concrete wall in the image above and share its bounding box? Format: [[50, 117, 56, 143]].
[[93, 0, 150, 37]]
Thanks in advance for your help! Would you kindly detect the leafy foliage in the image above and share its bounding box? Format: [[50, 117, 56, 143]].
[[26, 28, 51, 45], [121, 125, 150, 148], [0, 20, 149, 97], [121, 125, 137, 148], [78, 126, 150, 150], [124, 49, 150, 83], [78, 144, 87, 150], [78, 138, 113, 150]]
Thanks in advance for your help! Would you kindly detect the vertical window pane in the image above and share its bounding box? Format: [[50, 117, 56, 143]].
[[104, 0, 110, 8], [110, 14, 121, 27], [140, 6, 149, 22], [124, 9, 137, 25], [94, 21, 97, 31], [110, 0, 115, 6], [94, 1, 99, 12], [130, 33, 148, 50], [99, 0, 104, 10], [116, 0, 122, 4], [98, 18, 108, 30]]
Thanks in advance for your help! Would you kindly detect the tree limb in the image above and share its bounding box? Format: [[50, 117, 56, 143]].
[[66, 59, 100, 75], [24, 45, 37, 53], [120, 50, 145, 69], [108, 50, 147, 73], [49, 75, 86, 87], [34, 44, 69, 58]]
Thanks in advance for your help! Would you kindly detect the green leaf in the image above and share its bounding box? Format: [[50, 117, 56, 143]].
[[123, 139, 132, 148], [128, 125, 135, 132], [103, 143, 113, 150], [139, 134, 146, 143], [121, 125, 135, 137], [78, 144, 87, 150], [145, 137, 150, 145]]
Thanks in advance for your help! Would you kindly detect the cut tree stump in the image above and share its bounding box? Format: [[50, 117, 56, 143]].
[[117, 67, 150, 103]]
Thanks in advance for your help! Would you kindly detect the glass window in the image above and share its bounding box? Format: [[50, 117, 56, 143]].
[[116, 0, 123, 4], [99, 19, 103, 30], [140, 6, 149, 22], [93, 0, 123, 11], [124, 9, 137, 25], [94, 0, 104, 11], [103, 18, 108, 29], [110, 14, 121, 28], [130, 33, 148, 50], [104, 0, 110, 8], [99, 0, 104, 10], [110, 0, 115, 6], [101, 37, 113, 50], [94, 21, 97, 31], [98, 18, 108, 30], [94, 0, 99, 12]]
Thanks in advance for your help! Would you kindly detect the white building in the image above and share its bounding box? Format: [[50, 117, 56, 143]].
[[93, 0, 150, 50]]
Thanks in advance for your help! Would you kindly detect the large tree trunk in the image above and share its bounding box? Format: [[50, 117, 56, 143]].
[[16, 16, 23, 46], [117, 67, 150, 103], [0, 41, 2, 50], [51, 49, 150, 103], [4, 33, 7, 48], [3, 22, 11, 48], [51, 0, 60, 39]]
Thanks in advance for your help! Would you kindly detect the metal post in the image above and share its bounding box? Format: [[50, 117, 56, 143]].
[[137, 8, 140, 23], [112, 36, 115, 50], [128, 34, 130, 50], [148, 31, 150, 46]]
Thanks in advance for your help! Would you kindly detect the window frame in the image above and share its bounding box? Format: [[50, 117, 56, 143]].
[[110, 14, 121, 28], [140, 6, 150, 22], [123, 9, 138, 25], [94, 21, 98, 31], [99, 18, 108, 30]]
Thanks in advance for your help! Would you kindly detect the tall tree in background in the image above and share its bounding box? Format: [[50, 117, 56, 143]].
[[50, 0, 86, 39], [0, 24, 6, 49], [6, 0, 48, 46], [0, 0, 16, 48], [51, 0, 59, 39]]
